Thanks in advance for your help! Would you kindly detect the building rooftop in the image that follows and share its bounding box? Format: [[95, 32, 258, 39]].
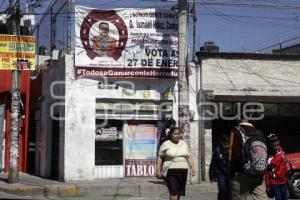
[[196, 52, 300, 101], [196, 51, 300, 60]]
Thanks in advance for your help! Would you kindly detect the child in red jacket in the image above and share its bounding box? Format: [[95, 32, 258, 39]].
[[265, 134, 289, 200]]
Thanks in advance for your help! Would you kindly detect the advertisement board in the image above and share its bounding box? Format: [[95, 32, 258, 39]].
[[125, 124, 157, 176], [0, 34, 36, 70], [75, 6, 178, 79]]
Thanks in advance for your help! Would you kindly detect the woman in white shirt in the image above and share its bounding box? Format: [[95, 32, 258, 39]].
[[156, 127, 195, 200]]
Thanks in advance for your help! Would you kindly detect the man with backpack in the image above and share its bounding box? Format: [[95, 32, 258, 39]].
[[265, 133, 290, 200], [229, 118, 268, 200]]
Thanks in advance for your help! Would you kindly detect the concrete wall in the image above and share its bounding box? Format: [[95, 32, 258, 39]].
[[38, 56, 202, 181], [189, 121, 199, 183], [201, 58, 300, 97], [63, 56, 184, 181], [40, 58, 66, 178], [188, 63, 200, 183], [204, 124, 212, 181]]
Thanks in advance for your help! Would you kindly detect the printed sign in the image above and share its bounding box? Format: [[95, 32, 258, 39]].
[[125, 124, 157, 177], [75, 6, 178, 79], [96, 102, 170, 111], [125, 159, 156, 177], [0, 34, 36, 70], [95, 127, 118, 141]]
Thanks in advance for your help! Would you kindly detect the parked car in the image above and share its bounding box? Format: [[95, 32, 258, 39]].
[[286, 152, 300, 199]]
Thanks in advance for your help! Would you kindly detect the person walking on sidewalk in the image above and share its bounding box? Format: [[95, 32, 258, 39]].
[[265, 133, 289, 200], [209, 134, 232, 200], [229, 118, 268, 200], [156, 127, 195, 200]]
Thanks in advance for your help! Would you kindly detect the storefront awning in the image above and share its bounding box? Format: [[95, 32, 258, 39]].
[[95, 99, 173, 120]]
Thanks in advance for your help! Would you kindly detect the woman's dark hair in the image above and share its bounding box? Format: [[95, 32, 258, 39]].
[[167, 127, 180, 140], [167, 118, 176, 127], [99, 22, 109, 29]]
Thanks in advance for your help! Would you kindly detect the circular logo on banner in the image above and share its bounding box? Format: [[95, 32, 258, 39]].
[[80, 10, 128, 60]]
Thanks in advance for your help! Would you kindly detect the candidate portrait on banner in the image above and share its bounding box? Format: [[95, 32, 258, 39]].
[[91, 22, 117, 57]]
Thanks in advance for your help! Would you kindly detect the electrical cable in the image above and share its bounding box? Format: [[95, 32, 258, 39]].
[[25, 0, 300, 57], [142, 0, 300, 9], [204, 59, 300, 97]]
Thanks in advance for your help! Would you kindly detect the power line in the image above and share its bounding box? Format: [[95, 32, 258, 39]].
[[196, 1, 300, 9], [232, 29, 300, 51], [200, 6, 300, 29], [201, 12, 300, 21], [255, 35, 300, 52], [18, 10, 300, 22], [29, 0, 300, 55], [202, 5, 277, 28], [144, 0, 300, 9]]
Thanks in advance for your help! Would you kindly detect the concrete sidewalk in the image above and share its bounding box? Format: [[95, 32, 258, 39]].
[[0, 173, 78, 197], [0, 173, 217, 198]]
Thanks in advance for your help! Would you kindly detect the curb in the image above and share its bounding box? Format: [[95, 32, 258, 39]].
[[0, 184, 79, 197], [75, 182, 217, 197], [44, 184, 79, 197], [0, 180, 217, 197]]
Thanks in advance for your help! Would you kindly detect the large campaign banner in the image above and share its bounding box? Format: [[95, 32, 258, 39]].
[[0, 34, 35, 70], [75, 6, 178, 79], [125, 124, 157, 177]]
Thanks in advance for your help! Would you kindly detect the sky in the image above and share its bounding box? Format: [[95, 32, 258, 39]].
[[196, 0, 300, 53], [2, 0, 300, 54]]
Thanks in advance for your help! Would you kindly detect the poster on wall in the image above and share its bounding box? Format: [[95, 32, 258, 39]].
[[95, 127, 118, 141], [0, 34, 36, 70], [125, 124, 157, 177], [75, 6, 178, 79]]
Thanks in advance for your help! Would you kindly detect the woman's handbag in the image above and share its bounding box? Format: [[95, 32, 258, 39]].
[[161, 163, 169, 178], [161, 145, 179, 178]]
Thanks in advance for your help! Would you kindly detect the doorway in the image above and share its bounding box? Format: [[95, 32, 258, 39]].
[[27, 112, 36, 174], [212, 117, 300, 153]]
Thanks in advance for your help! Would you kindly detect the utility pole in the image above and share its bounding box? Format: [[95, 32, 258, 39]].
[[192, 0, 196, 61], [8, 0, 21, 183], [178, 0, 190, 145], [67, 0, 72, 54]]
